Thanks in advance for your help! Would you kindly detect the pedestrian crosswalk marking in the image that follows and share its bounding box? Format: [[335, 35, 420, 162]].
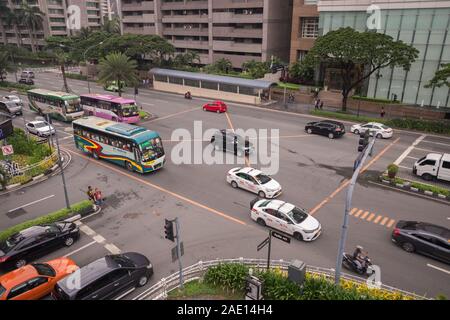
[[350, 208, 396, 229]]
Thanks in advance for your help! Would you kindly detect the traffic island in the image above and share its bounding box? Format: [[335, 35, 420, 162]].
[[379, 175, 450, 202], [0, 200, 94, 242]]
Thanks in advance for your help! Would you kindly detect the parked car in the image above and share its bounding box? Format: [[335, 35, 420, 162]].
[[2, 95, 23, 106], [0, 99, 22, 116], [413, 153, 450, 182], [210, 129, 254, 157], [18, 77, 34, 85], [227, 167, 282, 198], [392, 221, 450, 264], [52, 252, 153, 300], [104, 80, 126, 92], [305, 120, 345, 139], [0, 258, 78, 300], [20, 70, 35, 79], [350, 122, 393, 139], [250, 198, 322, 241], [0, 222, 80, 270], [25, 120, 55, 137], [202, 101, 227, 113]]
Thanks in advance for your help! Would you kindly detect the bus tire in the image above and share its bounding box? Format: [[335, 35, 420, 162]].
[[125, 161, 133, 172]]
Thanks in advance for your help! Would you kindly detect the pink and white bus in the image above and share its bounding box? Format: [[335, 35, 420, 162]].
[[80, 94, 140, 124]]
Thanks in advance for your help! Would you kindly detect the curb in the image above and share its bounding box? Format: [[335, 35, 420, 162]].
[[379, 177, 450, 202], [64, 205, 102, 223]]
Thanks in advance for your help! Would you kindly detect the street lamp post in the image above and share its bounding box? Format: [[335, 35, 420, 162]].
[[83, 42, 104, 93]]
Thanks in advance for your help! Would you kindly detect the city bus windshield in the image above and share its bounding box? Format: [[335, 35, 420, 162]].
[[139, 137, 164, 162], [121, 104, 139, 117], [65, 98, 82, 113]]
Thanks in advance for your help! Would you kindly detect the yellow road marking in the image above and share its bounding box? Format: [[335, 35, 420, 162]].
[[225, 111, 235, 133], [349, 208, 357, 215], [309, 138, 400, 216], [366, 213, 375, 222], [354, 210, 364, 218], [360, 211, 370, 219], [387, 219, 396, 228], [373, 215, 383, 224], [64, 148, 247, 226], [380, 217, 389, 226]]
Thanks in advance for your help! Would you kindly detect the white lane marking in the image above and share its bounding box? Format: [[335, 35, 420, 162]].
[[399, 165, 412, 170], [414, 147, 438, 153], [427, 264, 450, 275], [421, 140, 450, 147], [79, 225, 96, 236], [93, 235, 106, 244], [7, 194, 55, 212], [104, 243, 121, 254], [140, 102, 154, 106], [406, 156, 419, 160], [64, 240, 97, 257], [394, 134, 426, 166]]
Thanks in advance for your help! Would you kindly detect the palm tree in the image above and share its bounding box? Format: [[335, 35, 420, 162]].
[[214, 58, 232, 74], [77, 27, 93, 40], [55, 51, 70, 92], [101, 17, 121, 34], [18, 1, 45, 53], [0, 50, 16, 81], [4, 10, 22, 47], [98, 52, 139, 97]]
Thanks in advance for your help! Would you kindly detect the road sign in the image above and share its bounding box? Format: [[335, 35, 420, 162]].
[[171, 241, 184, 262], [257, 237, 270, 251], [1, 145, 14, 156], [271, 231, 291, 244]]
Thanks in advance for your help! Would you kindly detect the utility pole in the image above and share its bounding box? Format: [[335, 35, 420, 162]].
[[175, 218, 184, 289], [335, 134, 376, 285]]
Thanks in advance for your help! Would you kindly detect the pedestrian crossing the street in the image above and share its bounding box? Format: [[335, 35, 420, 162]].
[[349, 207, 396, 229]]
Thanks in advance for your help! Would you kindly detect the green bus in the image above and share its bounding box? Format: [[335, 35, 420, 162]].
[[27, 89, 84, 122]]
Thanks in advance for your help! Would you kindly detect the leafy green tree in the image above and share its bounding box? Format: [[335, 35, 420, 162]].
[[4, 10, 22, 47], [205, 58, 233, 74], [300, 27, 418, 111], [173, 51, 200, 70], [0, 50, 16, 81], [0, 165, 8, 189], [425, 63, 450, 88], [101, 17, 121, 34], [98, 52, 139, 97], [241, 60, 270, 79], [289, 60, 314, 83], [17, 1, 45, 53]]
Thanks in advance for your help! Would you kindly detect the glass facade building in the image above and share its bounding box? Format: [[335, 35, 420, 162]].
[[319, 7, 450, 108]]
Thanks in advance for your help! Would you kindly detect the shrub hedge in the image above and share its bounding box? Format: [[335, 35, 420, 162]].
[[65, 73, 88, 81], [352, 95, 400, 104], [0, 200, 93, 242], [0, 81, 36, 93], [203, 263, 418, 300], [380, 174, 450, 197]]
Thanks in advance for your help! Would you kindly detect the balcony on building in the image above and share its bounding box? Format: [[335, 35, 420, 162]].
[[163, 24, 209, 37], [160, 0, 208, 10], [213, 40, 262, 54], [212, 25, 262, 38], [121, 0, 155, 11], [212, 8, 263, 23], [161, 10, 209, 23], [212, 0, 264, 9], [123, 24, 156, 35]]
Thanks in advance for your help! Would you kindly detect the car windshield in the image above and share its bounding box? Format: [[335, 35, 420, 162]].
[[0, 234, 23, 253], [286, 207, 309, 224], [65, 98, 82, 113], [109, 254, 136, 268], [255, 174, 271, 184], [380, 125, 390, 130], [32, 263, 56, 277], [121, 104, 138, 117], [34, 122, 49, 129], [0, 284, 6, 298], [140, 137, 164, 162]]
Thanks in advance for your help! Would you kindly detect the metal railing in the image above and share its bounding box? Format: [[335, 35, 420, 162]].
[[132, 258, 428, 300]]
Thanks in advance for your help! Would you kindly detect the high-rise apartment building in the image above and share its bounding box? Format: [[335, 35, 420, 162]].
[[119, 0, 293, 69], [318, 0, 450, 108], [0, 0, 104, 50], [289, 0, 318, 64]]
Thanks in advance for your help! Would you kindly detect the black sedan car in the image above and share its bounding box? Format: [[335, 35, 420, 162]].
[[52, 252, 153, 300], [0, 222, 80, 270], [392, 220, 450, 264], [305, 120, 346, 139]]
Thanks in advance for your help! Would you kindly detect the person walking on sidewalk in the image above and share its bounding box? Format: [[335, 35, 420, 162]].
[[94, 188, 103, 206], [380, 106, 386, 118], [319, 101, 324, 110], [86, 186, 94, 202]]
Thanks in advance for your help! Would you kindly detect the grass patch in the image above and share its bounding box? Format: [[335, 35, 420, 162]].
[[0, 200, 93, 242], [65, 73, 88, 81], [311, 110, 380, 123], [277, 82, 301, 90], [0, 80, 35, 94], [168, 280, 243, 300], [381, 175, 450, 197]]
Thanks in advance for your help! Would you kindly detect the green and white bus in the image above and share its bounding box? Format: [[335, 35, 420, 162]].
[[27, 89, 84, 122]]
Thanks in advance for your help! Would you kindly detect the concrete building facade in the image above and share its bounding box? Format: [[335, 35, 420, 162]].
[[119, 0, 293, 68], [318, 0, 450, 108], [0, 0, 105, 50], [289, 0, 319, 64]]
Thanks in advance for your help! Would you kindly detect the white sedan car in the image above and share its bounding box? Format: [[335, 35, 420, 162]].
[[25, 120, 56, 137], [250, 198, 322, 241], [3, 95, 23, 106], [226, 167, 282, 198], [350, 122, 393, 139]]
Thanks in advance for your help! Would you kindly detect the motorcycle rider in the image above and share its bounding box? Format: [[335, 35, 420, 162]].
[[352, 245, 368, 271], [185, 91, 192, 99]]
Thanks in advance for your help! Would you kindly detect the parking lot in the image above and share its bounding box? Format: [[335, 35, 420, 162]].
[[1, 72, 449, 298]]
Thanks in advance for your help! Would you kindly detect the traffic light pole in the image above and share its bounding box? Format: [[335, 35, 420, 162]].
[[175, 218, 184, 289], [334, 136, 376, 285]]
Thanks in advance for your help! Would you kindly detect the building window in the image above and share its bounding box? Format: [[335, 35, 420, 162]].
[[297, 50, 308, 61], [300, 17, 319, 38]]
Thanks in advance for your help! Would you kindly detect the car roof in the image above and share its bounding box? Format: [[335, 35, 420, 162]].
[[238, 167, 262, 176], [425, 153, 444, 161], [28, 120, 48, 125], [16, 225, 49, 239], [263, 200, 294, 212], [398, 221, 450, 239], [321, 120, 343, 125], [56, 256, 118, 294], [0, 264, 39, 290]]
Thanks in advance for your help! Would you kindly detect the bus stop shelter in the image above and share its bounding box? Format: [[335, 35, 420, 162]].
[[150, 68, 276, 105]]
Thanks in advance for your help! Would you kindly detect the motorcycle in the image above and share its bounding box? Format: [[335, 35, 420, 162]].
[[342, 253, 375, 276], [184, 92, 192, 99]]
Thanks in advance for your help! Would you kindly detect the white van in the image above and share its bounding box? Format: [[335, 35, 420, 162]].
[[413, 153, 450, 182]]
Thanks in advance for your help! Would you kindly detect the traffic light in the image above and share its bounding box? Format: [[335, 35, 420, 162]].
[[164, 219, 175, 242], [358, 131, 370, 152]]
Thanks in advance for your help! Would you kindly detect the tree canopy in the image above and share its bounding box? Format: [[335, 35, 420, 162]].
[[300, 27, 419, 110], [426, 63, 450, 88]]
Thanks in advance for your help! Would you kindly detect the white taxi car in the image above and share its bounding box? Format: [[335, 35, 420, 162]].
[[226, 167, 282, 198], [250, 198, 322, 241], [350, 122, 393, 139]]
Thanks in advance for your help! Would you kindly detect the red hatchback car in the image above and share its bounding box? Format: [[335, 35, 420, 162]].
[[202, 101, 227, 113]]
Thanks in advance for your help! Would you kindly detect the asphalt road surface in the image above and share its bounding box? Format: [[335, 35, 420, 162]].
[[1, 71, 449, 299]]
